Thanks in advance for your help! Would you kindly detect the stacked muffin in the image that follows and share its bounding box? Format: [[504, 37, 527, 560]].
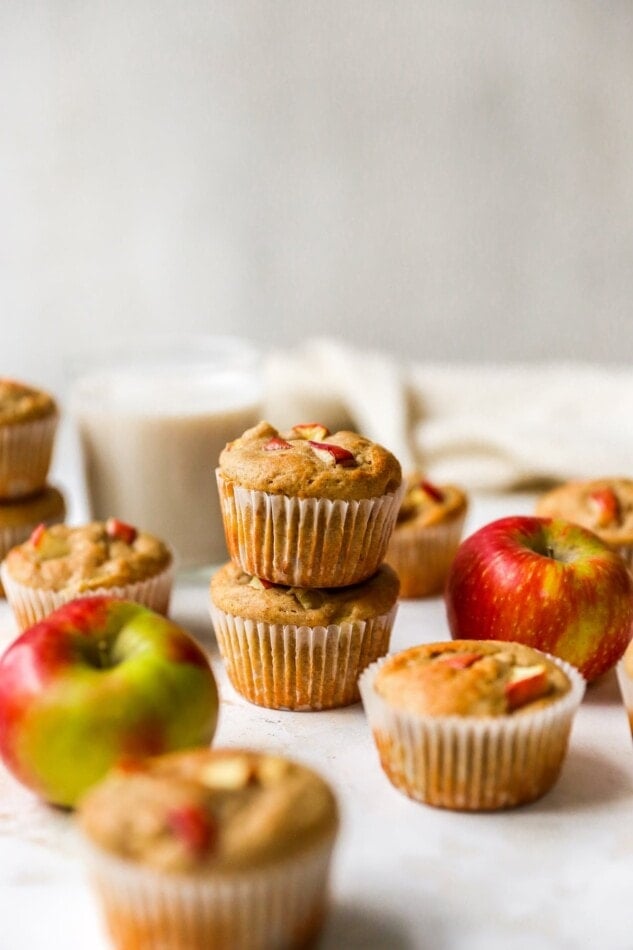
[[210, 421, 404, 710], [0, 379, 65, 591]]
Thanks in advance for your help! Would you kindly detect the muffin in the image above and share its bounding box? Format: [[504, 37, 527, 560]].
[[536, 478, 633, 569], [216, 421, 403, 587], [0, 378, 59, 499], [0, 485, 66, 595], [210, 561, 400, 710], [360, 640, 584, 810], [1, 518, 173, 629], [77, 747, 339, 950], [385, 473, 468, 597]]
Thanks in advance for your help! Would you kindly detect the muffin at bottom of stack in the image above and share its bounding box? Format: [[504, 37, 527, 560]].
[[0, 485, 65, 596], [210, 561, 399, 710]]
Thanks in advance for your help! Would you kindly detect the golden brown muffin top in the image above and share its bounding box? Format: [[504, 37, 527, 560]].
[[0, 379, 57, 425], [218, 421, 402, 500], [78, 748, 338, 874], [374, 640, 570, 717], [395, 472, 468, 530], [535, 478, 633, 545], [0, 485, 65, 530], [3, 520, 172, 592], [211, 560, 399, 625]]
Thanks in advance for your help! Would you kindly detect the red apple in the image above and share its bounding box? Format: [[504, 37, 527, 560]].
[[0, 596, 218, 807], [504, 665, 549, 711], [291, 422, 330, 441], [588, 487, 619, 528], [263, 437, 292, 451], [445, 516, 633, 681], [420, 480, 445, 504]]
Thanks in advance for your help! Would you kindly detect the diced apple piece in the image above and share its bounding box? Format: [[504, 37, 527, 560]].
[[248, 576, 274, 590], [420, 480, 445, 503], [437, 652, 483, 670], [291, 588, 325, 610], [588, 487, 620, 528], [201, 757, 254, 790], [105, 517, 138, 545], [291, 422, 330, 441], [308, 441, 357, 467], [29, 524, 69, 560], [166, 805, 216, 854], [505, 664, 549, 711], [264, 437, 292, 451]]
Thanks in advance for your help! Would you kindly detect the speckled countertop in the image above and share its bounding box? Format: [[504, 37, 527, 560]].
[[1, 487, 632, 950]]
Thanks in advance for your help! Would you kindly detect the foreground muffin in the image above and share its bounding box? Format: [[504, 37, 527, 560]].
[[360, 640, 584, 810], [0, 378, 58, 499], [0, 485, 66, 595], [386, 474, 468, 597], [210, 561, 399, 710], [1, 518, 173, 629], [217, 421, 403, 587], [536, 478, 633, 569], [77, 747, 339, 950]]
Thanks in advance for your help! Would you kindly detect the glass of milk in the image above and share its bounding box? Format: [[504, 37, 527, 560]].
[[69, 335, 262, 570]]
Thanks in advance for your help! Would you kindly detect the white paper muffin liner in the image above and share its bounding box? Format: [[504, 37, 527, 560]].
[[359, 652, 585, 810], [386, 511, 467, 598], [612, 542, 633, 571], [216, 470, 405, 587], [0, 560, 174, 631], [210, 602, 397, 711], [0, 414, 58, 500], [616, 655, 633, 726], [81, 831, 336, 950]]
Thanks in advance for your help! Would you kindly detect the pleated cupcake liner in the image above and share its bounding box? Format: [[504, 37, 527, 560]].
[[210, 603, 397, 711], [81, 831, 336, 950], [0, 414, 58, 500], [359, 653, 585, 811], [0, 561, 174, 632], [216, 469, 404, 587], [385, 511, 467, 598], [616, 658, 633, 732]]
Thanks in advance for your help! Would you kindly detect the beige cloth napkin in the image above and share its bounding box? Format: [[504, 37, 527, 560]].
[[264, 339, 633, 491]]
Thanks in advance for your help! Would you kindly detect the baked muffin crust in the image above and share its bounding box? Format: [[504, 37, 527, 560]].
[[211, 561, 399, 626], [0, 485, 65, 529], [0, 379, 57, 425], [78, 748, 338, 874], [536, 478, 633, 545], [374, 640, 570, 717], [219, 421, 402, 500], [396, 473, 467, 529], [3, 521, 172, 592]]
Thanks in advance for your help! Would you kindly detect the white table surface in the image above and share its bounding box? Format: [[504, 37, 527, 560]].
[[1, 438, 632, 950]]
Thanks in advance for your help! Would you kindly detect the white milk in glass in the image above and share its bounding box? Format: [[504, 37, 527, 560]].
[[72, 362, 260, 569]]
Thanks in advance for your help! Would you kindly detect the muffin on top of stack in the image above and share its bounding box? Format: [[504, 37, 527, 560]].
[[210, 421, 403, 710], [0, 379, 65, 593]]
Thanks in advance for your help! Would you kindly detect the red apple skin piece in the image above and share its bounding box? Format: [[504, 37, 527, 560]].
[[437, 652, 483, 670], [29, 523, 46, 547], [0, 596, 219, 807], [263, 437, 292, 451], [504, 667, 549, 711], [166, 804, 217, 855], [588, 487, 619, 528], [308, 441, 356, 466], [445, 515, 633, 682], [105, 517, 138, 545], [421, 480, 445, 504]]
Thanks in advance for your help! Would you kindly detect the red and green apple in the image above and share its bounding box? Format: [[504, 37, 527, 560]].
[[445, 516, 633, 682], [0, 596, 218, 807]]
